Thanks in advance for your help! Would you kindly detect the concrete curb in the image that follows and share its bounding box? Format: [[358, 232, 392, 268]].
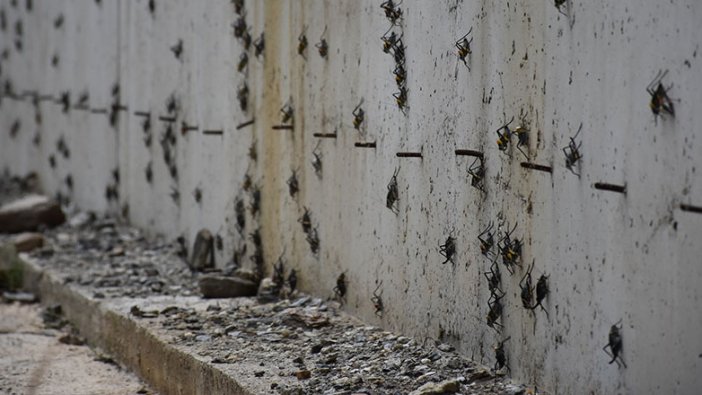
[[19, 256, 253, 395]]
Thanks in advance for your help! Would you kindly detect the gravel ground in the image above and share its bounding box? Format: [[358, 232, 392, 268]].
[[0, 301, 154, 395]]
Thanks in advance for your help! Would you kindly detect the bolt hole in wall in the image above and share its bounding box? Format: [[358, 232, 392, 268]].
[[0, 0, 701, 392]]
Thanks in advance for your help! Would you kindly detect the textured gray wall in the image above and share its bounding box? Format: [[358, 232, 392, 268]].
[[2, 0, 702, 393]]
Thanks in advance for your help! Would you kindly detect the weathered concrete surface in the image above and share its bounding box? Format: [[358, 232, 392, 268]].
[[2, 1, 702, 393], [0, 302, 151, 395]]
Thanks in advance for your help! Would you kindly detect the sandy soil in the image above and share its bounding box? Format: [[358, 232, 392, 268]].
[[0, 302, 153, 395]]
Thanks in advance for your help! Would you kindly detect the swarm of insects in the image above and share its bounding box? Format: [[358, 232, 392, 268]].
[[352, 99, 364, 131], [237, 82, 249, 112], [297, 26, 308, 58], [170, 39, 183, 60], [478, 222, 495, 257], [494, 337, 511, 373], [253, 32, 265, 58], [455, 27, 473, 69], [386, 168, 399, 214], [371, 282, 383, 317], [603, 320, 626, 368], [334, 272, 346, 300], [286, 169, 299, 197], [563, 123, 583, 176], [315, 27, 328, 58], [439, 234, 456, 265], [646, 69, 675, 120]]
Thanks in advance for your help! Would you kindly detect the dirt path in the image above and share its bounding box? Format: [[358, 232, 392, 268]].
[[0, 302, 153, 395]]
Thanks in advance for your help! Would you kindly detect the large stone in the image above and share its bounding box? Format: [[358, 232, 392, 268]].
[[189, 229, 214, 271], [0, 195, 66, 233], [198, 274, 258, 298], [12, 232, 44, 252]]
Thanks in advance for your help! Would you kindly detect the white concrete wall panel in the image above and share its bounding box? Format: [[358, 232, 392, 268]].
[[1, 1, 701, 393]]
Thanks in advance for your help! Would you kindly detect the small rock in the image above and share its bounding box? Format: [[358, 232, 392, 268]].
[[2, 291, 37, 303], [12, 232, 44, 252], [59, 333, 86, 346], [408, 378, 460, 395], [294, 370, 311, 380], [199, 274, 258, 298], [467, 369, 493, 382], [0, 194, 66, 233], [108, 246, 125, 257], [438, 343, 455, 352], [189, 229, 214, 271]]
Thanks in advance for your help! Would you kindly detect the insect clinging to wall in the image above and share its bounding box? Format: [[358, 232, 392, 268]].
[[334, 272, 347, 300], [272, 253, 285, 291], [486, 292, 504, 332], [646, 69, 675, 120], [237, 82, 249, 112], [393, 86, 408, 113], [455, 27, 473, 69], [392, 37, 405, 65], [286, 169, 299, 197], [253, 32, 264, 58], [496, 117, 514, 152], [193, 187, 202, 204], [311, 142, 322, 178], [468, 157, 485, 192], [235, 198, 246, 232], [287, 269, 297, 292], [439, 234, 456, 265], [603, 320, 626, 368], [232, 0, 244, 15], [531, 273, 549, 319], [315, 26, 328, 58], [563, 123, 583, 176], [352, 99, 364, 131], [381, 27, 398, 54], [170, 39, 183, 60], [241, 29, 252, 49], [297, 26, 308, 58], [494, 337, 510, 373], [306, 227, 320, 255], [393, 62, 406, 87], [232, 15, 246, 38], [280, 99, 294, 125], [148, 0, 155, 16], [380, 0, 402, 25], [483, 255, 502, 298], [249, 184, 260, 216], [145, 161, 153, 184], [237, 51, 248, 72], [478, 222, 495, 257], [498, 222, 522, 274], [298, 206, 312, 234], [554, 0, 568, 16], [519, 259, 535, 310], [371, 282, 383, 317], [386, 167, 399, 214]]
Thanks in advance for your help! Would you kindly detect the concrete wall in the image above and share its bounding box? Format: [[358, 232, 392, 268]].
[[2, 0, 702, 393]]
